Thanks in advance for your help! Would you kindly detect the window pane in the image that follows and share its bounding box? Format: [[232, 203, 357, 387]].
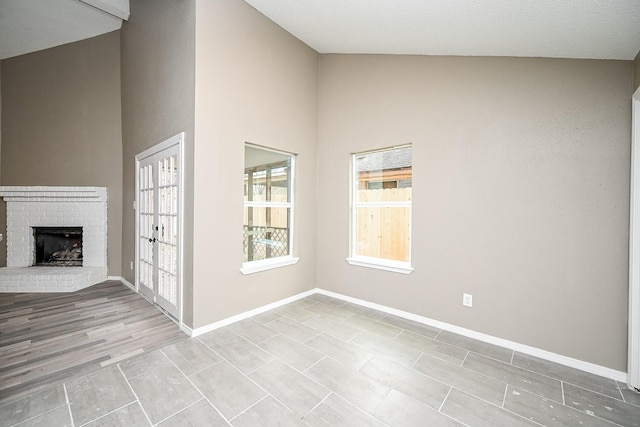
[[355, 146, 412, 201], [352, 145, 412, 265], [244, 144, 295, 266], [355, 206, 410, 262], [245, 146, 291, 203], [243, 207, 290, 262]]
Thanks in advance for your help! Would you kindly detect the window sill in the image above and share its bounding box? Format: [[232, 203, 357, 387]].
[[241, 256, 300, 275], [346, 257, 414, 275]]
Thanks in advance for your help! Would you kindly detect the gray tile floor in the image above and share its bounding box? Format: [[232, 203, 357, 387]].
[[2, 293, 640, 426]]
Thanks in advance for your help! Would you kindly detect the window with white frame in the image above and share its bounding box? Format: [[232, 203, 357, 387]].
[[242, 144, 298, 274], [348, 145, 413, 274]]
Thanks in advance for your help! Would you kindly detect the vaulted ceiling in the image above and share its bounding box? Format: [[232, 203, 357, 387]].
[[0, 0, 129, 60], [244, 0, 640, 60], [1, 1, 638, 61]]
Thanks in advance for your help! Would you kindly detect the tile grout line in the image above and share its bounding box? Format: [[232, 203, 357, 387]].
[[360, 396, 394, 427], [614, 380, 627, 403], [372, 385, 393, 416], [563, 381, 640, 406], [462, 353, 566, 405], [302, 331, 323, 344], [197, 346, 303, 422], [390, 327, 404, 341], [12, 296, 640, 427], [469, 360, 639, 426], [460, 350, 470, 367], [152, 398, 206, 425], [199, 332, 274, 376], [299, 391, 332, 420], [253, 331, 283, 347], [76, 402, 140, 427], [159, 347, 233, 425], [500, 403, 547, 427], [539, 380, 634, 427], [470, 351, 620, 403], [400, 327, 513, 366], [302, 355, 328, 373], [5, 387, 73, 427], [408, 351, 423, 369], [252, 341, 318, 375], [262, 354, 341, 403], [437, 386, 453, 412], [347, 329, 366, 343], [452, 384, 547, 427], [264, 317, 323, 345], [501, 383, 508, 408], [64, 382, 76, 427], [227, 394, 272, 423], [116, 364, 154, 426], [510, 355, 624, 401], [174, 355, 224, 379]]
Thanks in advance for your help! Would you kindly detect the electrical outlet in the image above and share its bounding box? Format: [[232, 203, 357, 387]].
[[463, 293, 473, 307], [130, 261, 134, 270]]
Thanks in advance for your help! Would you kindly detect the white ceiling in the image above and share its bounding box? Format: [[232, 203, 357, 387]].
[[0, 0, 129, 60], [1, 1, 638, 61], [244, 0, 640, 60]]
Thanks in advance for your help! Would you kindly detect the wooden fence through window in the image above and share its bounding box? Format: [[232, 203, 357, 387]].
[[356, 188, 411, 262]]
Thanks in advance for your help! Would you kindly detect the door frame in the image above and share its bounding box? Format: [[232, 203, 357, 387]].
[[629, 87, 640, 389], [135, 132, 185, 326]]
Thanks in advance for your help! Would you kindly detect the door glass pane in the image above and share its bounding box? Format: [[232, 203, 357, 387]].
[[156, 153, 178, 306], [139, 163, 154, 291]]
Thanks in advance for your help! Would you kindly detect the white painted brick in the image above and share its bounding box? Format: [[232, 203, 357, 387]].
[[1, 187, 108, 274]]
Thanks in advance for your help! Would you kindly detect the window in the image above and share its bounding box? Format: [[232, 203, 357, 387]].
[[241, 144, 298, 274], [348, 145, 413, 274]]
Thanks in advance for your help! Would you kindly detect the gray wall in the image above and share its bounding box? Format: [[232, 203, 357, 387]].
[[191, 0, 319, 328], [317, 55, 633, 371], [0, 31, 123, 275], [120, 0, 196, 326]]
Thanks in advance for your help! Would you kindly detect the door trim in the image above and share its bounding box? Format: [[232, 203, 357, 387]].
[[135, 132, 185, 326], [629, 87, 640, 389]]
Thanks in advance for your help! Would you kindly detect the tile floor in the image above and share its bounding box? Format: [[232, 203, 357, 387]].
[[2, 293, 640, 426]]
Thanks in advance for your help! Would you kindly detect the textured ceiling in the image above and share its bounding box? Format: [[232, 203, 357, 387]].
[[244, 0, 640, 60]]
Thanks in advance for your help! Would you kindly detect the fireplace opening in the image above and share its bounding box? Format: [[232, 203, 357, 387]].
[[33, 227, 83, 267]]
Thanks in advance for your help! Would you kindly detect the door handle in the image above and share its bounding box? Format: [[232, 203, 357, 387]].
[[149, 238, 156, 243]]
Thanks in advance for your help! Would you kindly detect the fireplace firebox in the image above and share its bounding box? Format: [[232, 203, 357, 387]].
[[33, 227, 83, 267]]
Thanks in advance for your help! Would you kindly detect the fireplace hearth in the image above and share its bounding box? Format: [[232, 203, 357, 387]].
[[34, 227, 83, 267]]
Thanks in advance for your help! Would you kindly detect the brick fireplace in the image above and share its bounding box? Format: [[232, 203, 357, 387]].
[[0, 186, 108, 292]]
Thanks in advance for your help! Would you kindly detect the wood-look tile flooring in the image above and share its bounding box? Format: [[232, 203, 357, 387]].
[[2, 292, 639, 426], [0, 280, 187, 404]]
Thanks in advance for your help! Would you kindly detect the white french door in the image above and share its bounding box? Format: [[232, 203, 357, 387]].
[[136, 133, 183, 320]]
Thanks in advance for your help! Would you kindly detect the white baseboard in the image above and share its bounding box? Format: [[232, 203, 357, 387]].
[[180, 323, 194, 336], [314, 288, 628, 384], [109, 276, 135, 291], [189, 288, 318, 337], [109, 278, 627, 384]]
